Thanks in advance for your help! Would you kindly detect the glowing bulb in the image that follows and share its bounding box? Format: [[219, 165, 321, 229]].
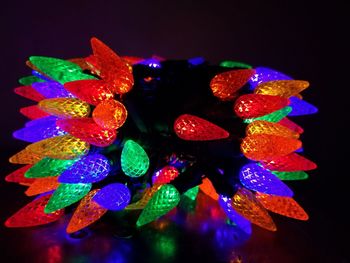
[[39, 98, 90, 118], [57, 118, 117, 147], [25, 177, 59, 196], [249, 67, 292, 90], [260, 153, 317, 171], [14, 85, 45, 102], [92, 99, 128, 129], [9, 148, 42, 164], [234, 94, 290, 119], [121, 140, 150, 177], [256, 193, 308, 220], [219, 61, 252, 69], [66, 189, 108, 233], [199, 178, 219, 200], [239, 163, 293, 197], [90, 37, 134, 94], [126, 185, 162, 210], [32, 81, 74, 99], [29, 56, 96, 84], [288, 96, 318, 116], [210, 69, 255, 100], [64, 80, 114, 105], [93, 183, 131, 210], [45, 183, 92, 213], [5, 193, 64, 228], [174, 114, 229, 141], [254, 80, 309, 98], [5, 165, 35, 186], [20, 105, 50, 120], [136, 184, 180, 227], [231, 188, 276, 231], [152, 166, 179, 185], [25, 157, 78, 178], [13, 117, 66, 143], [241, 134, 301, 161], [246, 120, 299, 139], [58, 154, 111, 184], [218, 195, 252, 234], [26, 134, 90, 160]]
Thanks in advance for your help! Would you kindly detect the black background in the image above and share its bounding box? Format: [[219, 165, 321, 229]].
[[0, 1, 347, 262]]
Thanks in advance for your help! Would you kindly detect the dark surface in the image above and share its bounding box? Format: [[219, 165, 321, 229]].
[[0, 1, 347, 262]]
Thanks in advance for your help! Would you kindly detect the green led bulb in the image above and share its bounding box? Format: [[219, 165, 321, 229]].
[[183, 186, 199, 201], [272, 171, 309, 180], [44, 183, 91, 213], [121, 140, 150, 177], [219, 60, 252, 69], [136, 184, 180, 227], [29, 56, 96, 84], [244, 106, 292, 124], [25, 157, 79, 178], [19, 75, 45, 85]]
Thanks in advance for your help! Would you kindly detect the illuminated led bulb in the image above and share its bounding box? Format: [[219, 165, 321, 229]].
[[45, 183, 92, 213], [241, 134, 301, 161], [66, 189, 108, 233], [25, 157, 78, 178], [121, 56, 145, 65], [68, 58, 91, 71], [174, 114, 229, 141], [126, 184, 162, 210], [9, 148, 42, 164], [183, 186, 199, 201], [20, 105, 50, 119], [210, 69, 255, 100], [84, 55, 101, 76], [271, 171, 309, 180], [5, 165, 35, 186], [26, 134, 90, 160], [254, 80, 309, 98], [64, 80, 114, 106], [152, 166, 179, 185], [57, 118, 116, 147], [234, 94, 290, 119], [25, 116, 58, 127], [5, 194, 64, 228], [137, 58, 162, 68], [188, 57, 205, 66], [200, 178, 219, 200], [58, 154, 111, 183], [92, 99, 128, 129], [13, 117, 66, 143], [239, 163, 293, 197], [243, 106, 292, 124], [90, 37, 134, 94], [231, 188, 276, 231], [248, 67, 292, 90], [136, 184, 180, 227], [39, 98, 90, 118], [278, 117, 304, 134], [32, 81, 74, 99], [246, 120, 299, 139], [25, 177, 59, 196], [19, 75, 45, 86], [29, 56, 96, 84], [121, 140, 150, 177], [260, 153, 317, 171], [288, 97, 318, 116], [256, 193, 308, 220], [219, 60, 252, 69], [93, 183, 131, 210], [14, 85, 45, 102], [218, 195, 252, 234]]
